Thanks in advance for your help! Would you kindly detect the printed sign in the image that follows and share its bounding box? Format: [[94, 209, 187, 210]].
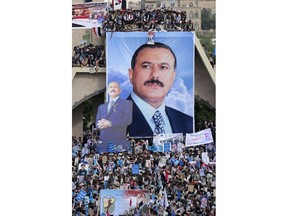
[[199, 168, 205, 176], [152, 133, 184, 152], [107, 143, 115, 153], [76, 190, 87, 201], [132, 164, 139, 175], [200, 196, 208, 208], [99, 190, 150, 216], [185, 128, 214, 147], [164, 142, 171, 152]]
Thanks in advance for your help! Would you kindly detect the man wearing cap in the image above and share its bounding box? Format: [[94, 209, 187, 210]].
[[126, 42, 193, 137], [96, 81, 133, 152]]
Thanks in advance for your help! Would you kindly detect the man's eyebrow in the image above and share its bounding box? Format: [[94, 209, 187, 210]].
[[140, 61, 152, 65], [160, 63, 170, 66], [140, 61, 171, 66]]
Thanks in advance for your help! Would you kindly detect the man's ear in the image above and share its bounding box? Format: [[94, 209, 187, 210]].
[[128, 68, 133, 84]]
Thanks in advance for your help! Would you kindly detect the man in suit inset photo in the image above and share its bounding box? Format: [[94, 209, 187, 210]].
[[127, 42, 193, 137], [96, 81, 133, 152]]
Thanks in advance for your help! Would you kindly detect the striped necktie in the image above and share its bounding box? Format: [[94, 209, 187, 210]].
[[108, 100, 114, 114], [152, 110, 165, 135]]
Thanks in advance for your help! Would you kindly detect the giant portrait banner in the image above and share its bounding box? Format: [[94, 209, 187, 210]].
[[99, 189, 150, 216], [185, 128, 214, 147], [106, 32, 195, 137], [72, 2, 107, 28]]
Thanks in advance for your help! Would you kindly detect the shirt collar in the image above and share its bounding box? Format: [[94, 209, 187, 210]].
[[131, 92, 166, 124], [109, 96, 119, 103]]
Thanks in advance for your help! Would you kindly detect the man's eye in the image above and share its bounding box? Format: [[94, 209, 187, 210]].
[[142, 65, 150, 69], [161, 65, 169, 70]]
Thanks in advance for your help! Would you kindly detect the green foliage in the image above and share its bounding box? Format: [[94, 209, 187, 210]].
[[201, 8, 215, 30], [194, 98, 215, 130], [83, 99, 93, 131], [197, 32, 215, 56], [83, 29, 91, 43]]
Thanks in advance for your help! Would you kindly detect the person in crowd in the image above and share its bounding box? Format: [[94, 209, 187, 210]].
[[126, 42, 193, 137]]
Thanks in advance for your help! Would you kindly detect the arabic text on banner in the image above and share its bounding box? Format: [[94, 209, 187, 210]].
[[185, 128, 214, 147]]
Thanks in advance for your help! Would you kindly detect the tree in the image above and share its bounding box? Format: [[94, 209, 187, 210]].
[[194, 98, 216, 131], [83, 99, 93, 131], [201, 8, 215, 30], [83, 29, 91, 44], [197, 32, 215, 56]]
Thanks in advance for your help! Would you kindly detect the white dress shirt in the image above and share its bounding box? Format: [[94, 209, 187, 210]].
[[131, 92, 172, 133], [107, 96, 119, 113]]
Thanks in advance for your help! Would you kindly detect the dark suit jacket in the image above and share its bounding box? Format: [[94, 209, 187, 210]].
[[96, 98, 133, 150], [127, 95, 193, 138]]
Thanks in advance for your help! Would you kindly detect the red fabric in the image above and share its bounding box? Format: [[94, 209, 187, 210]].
[[164, 169, 169, 181], [72, 15, 89, 19], [202, 162, 208, 168]]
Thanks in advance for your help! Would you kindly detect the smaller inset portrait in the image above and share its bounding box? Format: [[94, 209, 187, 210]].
[[96, 81, 133, 153]]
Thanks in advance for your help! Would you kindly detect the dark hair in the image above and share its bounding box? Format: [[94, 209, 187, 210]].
[[131, 42, 177, 70]]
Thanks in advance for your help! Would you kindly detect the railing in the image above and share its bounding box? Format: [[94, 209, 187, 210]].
[[72, 66, 106, 79]]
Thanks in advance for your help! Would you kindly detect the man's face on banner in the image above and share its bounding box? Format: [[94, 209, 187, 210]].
[[129, 47, 176, 107], [108, 82, 121, 99]]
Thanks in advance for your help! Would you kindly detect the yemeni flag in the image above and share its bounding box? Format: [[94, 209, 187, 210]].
[[92, 16, 105, 37], [93, 26, 102, 37]]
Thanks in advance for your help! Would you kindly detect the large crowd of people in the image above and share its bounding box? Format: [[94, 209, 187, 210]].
[[72, 5, 216, 215], [72, 122, 216, 216], [72, 6, 218, 70], [102, 8, 194, 32], [72, 42, 106, 69]]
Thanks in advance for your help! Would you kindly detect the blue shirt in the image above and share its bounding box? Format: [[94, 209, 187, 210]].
[[117, 159, 123, 167], [131, 92, 172, 133]]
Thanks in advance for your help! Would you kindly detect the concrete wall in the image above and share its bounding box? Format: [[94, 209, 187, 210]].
[[72, 29, 87, 51], [72, 72, 106, 109], [72, 84, 105, 139], [194, 35, 215, 108], [72, 104, 83, 138], [92, 93, 105, 123], [195, 48, 215, 107], [92, 33, 105, 47], [72, 29, 105, 53]]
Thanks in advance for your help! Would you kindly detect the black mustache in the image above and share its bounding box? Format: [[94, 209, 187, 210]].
[[144, 79, 164, 87]]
